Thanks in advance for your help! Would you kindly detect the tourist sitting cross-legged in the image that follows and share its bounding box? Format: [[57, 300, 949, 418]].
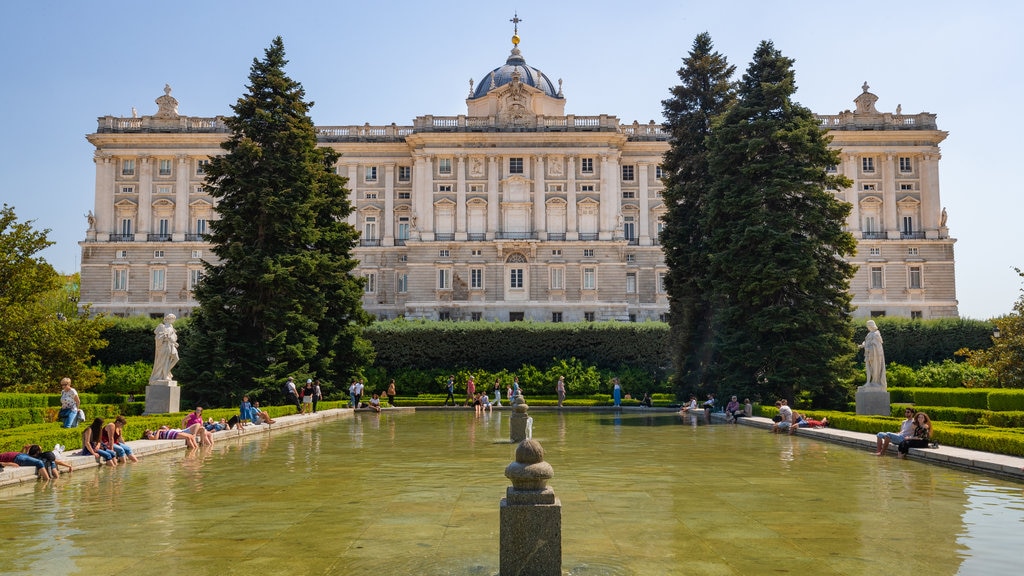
[[898, 412, 932, 458], [142, 426, 199, 449]]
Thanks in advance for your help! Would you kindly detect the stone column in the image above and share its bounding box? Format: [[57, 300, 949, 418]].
[[487, 155, 500, 239], [883, 154, 898, 238], [346, 164, 359, 228], [94, 154, 114, 241], [638, 162, 650, 244], [843, 153, 860, 233], [533, 155, 546, 239], [566, 155, 578, 240], [137, 155, 152, 239], [599, 152, 619, 240], [456, 155, 467, 240], [384, 163, 395, 246], [500, 439, 561, 576], [174, 154, 189, 239], [920, 153, 941, 239]]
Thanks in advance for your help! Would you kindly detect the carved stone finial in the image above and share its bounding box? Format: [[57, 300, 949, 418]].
[[155, 84, 179, 119], [862, 81, 870, 93], [504, 438, 554, 491], [557, 78, 563, 97], [469, 78, 474, 97]]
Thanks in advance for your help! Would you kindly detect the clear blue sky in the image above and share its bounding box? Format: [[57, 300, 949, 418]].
[[1, 0, 1020, 319]]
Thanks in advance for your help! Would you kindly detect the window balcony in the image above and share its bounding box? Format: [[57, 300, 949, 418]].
[[185, 233, 205, 241], [147, 234, 172, 241], [900, 231, 926, 240], [108, 234, 135, 242], [547, 233, 566, 241], [394, 238, 407, 246], [861, 231, 886, 240], [627, 238, 639, 245], [434, 233, 456, 241], [578, 233, 599, 241], [360, 239, 382, 247], [467, 233, 487, 241], [495, 232, 537, 240]]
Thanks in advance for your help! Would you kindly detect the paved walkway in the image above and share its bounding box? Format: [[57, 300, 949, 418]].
[[4, 406, 1024, 487]]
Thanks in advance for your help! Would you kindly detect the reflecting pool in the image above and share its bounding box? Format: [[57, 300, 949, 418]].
[[2, 411, 1023, 575]]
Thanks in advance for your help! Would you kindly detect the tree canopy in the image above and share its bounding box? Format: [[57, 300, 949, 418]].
[[0, 205, 109, 391], [963, 268, 1024, 388], [661, 38, 857, 406], [178, 37, 373, 406]]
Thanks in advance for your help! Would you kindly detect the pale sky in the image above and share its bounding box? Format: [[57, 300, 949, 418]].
[[1, 0, 1020, 319]]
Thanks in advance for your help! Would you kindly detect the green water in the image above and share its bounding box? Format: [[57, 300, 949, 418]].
[[1, 411, 1022, 575]]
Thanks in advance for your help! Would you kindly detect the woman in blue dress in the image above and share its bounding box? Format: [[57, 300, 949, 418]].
[[612, 377, 622, 407]]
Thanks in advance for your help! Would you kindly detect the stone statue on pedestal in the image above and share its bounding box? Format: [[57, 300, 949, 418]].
[[859, 320, 886, 388], [150, 314, 179, 383]]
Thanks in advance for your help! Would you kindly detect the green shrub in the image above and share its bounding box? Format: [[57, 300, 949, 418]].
[[95, 361, 152, 395]]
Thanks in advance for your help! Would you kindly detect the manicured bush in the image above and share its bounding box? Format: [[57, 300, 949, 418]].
[[852, 317, 994, 367]]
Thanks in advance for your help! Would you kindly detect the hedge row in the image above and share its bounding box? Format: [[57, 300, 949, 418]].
[[0, 403, 144, 429], [0, 393, 136, 409], [851, 317, 995, 366], [888, 388, 1024, 411]]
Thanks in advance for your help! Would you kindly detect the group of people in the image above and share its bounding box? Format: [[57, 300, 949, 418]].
[[875, 407, 933, 457], [443, 375, 526, 408], [284, 377, 324, 414], [0, 444, 73, 480], [769, 399, 829, 434]]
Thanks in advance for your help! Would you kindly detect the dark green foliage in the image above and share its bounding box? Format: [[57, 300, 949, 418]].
[[851, 317, 995, 368], [883, 359, 993, 388], [91, 316, 161, 367], [0, 205, 110, 392], [700, 41, 857, 406], [177, 37, 373, 406], [364, 320, 670, 377], [660, 33, 736, 394], [93, 361, 152, 395]]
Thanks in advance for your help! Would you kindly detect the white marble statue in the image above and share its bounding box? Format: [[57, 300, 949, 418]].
[[859, 320, 886, 387], [150, 314, 179, 383]]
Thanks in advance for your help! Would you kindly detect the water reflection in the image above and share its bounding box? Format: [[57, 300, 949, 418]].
[[1, 412, 1023, 575]]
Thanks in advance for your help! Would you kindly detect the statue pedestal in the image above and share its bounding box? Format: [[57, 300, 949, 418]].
[[855, 385, 890, 416], [145, 381, 181, 415]]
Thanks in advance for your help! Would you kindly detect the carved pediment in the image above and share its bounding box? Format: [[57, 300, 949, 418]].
[[497, 71, 537, 128]]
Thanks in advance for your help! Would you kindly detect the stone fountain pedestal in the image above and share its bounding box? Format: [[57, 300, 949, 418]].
[[509, 391, 532, 443], [500, 438, 561, 576], [855, 384, 890, 416], [144, 380, 181, 415]]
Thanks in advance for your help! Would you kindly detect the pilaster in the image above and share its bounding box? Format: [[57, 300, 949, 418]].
[[137, 155, 152, 239]]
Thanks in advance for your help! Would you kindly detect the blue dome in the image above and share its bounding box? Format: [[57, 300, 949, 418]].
[[471, 47, 561, 100]]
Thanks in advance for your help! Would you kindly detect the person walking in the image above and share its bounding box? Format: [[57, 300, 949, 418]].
[[556, 376, 566, 408], [444, 375, 455, 407], [312, 379, 322, 413], [465, 376, 476, 406], [612, 377, 622, 407], [284, 377, 301, 413], [302, 379, 315, 414], [386, 379, 396, 407], [493, 379, 502, 407], [58, 377, 82, 428]]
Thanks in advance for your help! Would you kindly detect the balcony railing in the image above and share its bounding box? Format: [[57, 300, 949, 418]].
[[494, 232, 537, 240], [147, 234, 172, 242], [578, 233, 599, 241], [467, 233, 487, 241], [394, 238, 407, 246], [185, 233, 205, 241], [434, 233, 455, 241], [861, 231, 887, 239], [547, 233, 566, 241], [627, 238, 639, 245], [108, 234, 134, 242], [900, 231, 926, 240], [360, 239, 382, 247]]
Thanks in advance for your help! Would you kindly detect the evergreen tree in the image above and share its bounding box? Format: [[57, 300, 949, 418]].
[[703, 41, 856, 405], [660, 32, 736, 396], [178, 37, 373, 406], [0, 205, 108, 391]]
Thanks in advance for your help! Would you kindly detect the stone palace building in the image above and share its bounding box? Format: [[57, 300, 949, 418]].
[[79, 35, 958, 322]]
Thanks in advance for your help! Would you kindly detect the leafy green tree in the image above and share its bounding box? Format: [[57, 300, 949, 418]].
[[0, 205, 109, 391], [702, 41, 857, 406], [963, 268, 1024, 388], [178, 37, 373, 406], [660, 32, 736, 397]]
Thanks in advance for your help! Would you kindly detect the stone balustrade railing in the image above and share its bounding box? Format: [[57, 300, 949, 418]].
[[814, 112, 938, 130]]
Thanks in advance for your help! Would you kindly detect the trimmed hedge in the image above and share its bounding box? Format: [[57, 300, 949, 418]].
[[889, 388, 1024, 411], [852, 317, 994, 367]]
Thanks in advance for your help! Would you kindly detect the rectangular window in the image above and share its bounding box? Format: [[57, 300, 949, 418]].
[[870, 266, 884, 289], [862, 157, 875, 173], [871, 310, 886, 318], [438, 158, 452, 175], [899, 157, 912, 172], [626, 272, 637, 294], [509, 157, 524, 174], [121, 218, 133, 236], [907, 247, 919, 256], [117, 250, 128, 259], [657, 272, 666, 293], [189, 269, 204, 290], [547, 184, 563, 192], [869, 247, 881, 256], [471, 268, 483, 289], [365, 166, 377, 182], [552, 312, 563, 323], [583, 267, 596, 290], [397, 218, 410, 241], [551, 249, 561, 256], [113, 269, 128, 291], [120, 186, 135, 194], [623, 216, 635, 240], [151, 268, 166, 291], [909, 266, 922, 289], [158, 219, 170, 236], [398, 254, 408, 263], [398, 166, 411, 181], [621, 165, 635, 181], [656, 166, 665, 179], [195, 219, 207, 235], [580, 185, 595, 192], [900, 183, 914, 190], [471, 312, 482, 321], [196, 159, 209, 175], [364, 273, 376, 293], [862, 184, 876, 191], [622, 190, 635, 199], [153, 250, 165, 258], [584, 311, 595, 322], [470, 185, 484, 193], [626, 254, 635, 263], [581, 158, 594, 174], [397, 191, 411, 199], [471, 249, 482, 256], [826, 164, 837, 173], [550, 268, 564, 290], [397, 273, 408, 293], [364, 216, 377, 240], [159, 159, 172, 176], [439, 249, 450, 258], [911, 311, 923, 320], [509, 268, 523, 289], [438, 269, 451, 290], [438, 185, 452, 193], [902, 216, 914, 234], [191, 250, 202, 259], [122, 159, 135, 176], [157, 185, 172, 195], [864, 216, 877, 233], [583, 249, 594, 258]]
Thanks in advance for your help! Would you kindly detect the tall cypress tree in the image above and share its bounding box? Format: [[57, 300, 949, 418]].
[[660, 33, 736, 395], [179, 37, 372, 406], [703, 41, 856, 405]]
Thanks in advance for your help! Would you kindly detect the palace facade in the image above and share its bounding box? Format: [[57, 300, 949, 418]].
[[79, 39, 958, 321]]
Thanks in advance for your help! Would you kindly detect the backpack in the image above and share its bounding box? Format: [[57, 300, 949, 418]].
[[282, 382, 290, 395]]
